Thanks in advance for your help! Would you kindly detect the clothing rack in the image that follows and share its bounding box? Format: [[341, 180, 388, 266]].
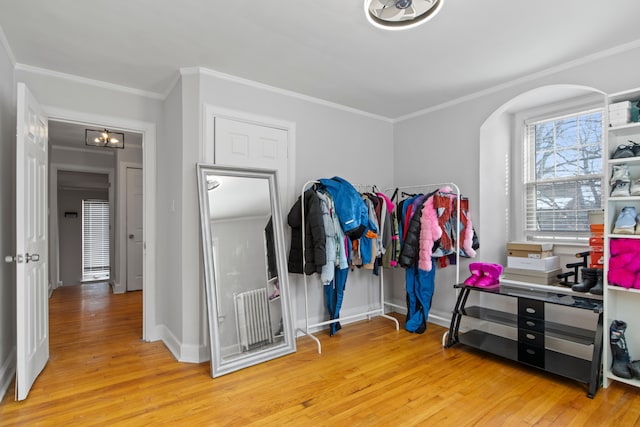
[[382, 182, 462, 345], [297, 180, 399, 354]]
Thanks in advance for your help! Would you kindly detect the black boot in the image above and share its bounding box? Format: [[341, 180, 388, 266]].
[[572, 268, 597, 292], [589, 269, 604, 295], [610, 320, 633, 379]]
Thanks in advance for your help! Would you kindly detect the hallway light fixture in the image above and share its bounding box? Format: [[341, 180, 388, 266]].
[[365, 0, 444, 31], [85, 128, 125, 149]]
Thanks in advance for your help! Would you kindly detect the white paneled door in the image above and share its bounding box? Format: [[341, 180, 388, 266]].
[[214, 116, 289, 203], [14, 83, 49, 400], [126, 167, 143, 291]]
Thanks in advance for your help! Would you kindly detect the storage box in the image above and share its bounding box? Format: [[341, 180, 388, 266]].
[[609, 101, 633, 111], [588, 210, 604, 225], [507, 249, 554, 259], [504, 267, 562, 278], [589, 236, 604, 252], [590, 250, 604, 266], [507, 256, 560, 271], [506, 242, 553, 252], [590, 223, 604, 237], [502, 268, 562, 285]]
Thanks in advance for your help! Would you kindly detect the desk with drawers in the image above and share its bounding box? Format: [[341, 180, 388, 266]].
[[444, 281, 603, 398]]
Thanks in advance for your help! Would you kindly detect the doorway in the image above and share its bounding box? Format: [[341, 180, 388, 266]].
[[47, 117, 150, 336]]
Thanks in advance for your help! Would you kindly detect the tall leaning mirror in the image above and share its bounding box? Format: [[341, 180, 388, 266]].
[[196, 163, 296, 377]]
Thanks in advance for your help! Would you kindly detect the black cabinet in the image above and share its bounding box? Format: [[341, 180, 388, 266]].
[[445, 282, 603, 398]]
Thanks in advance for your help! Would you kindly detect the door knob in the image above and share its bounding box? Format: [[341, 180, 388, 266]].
[[25, 253, 40, 263], [129, 234, 134, 239]]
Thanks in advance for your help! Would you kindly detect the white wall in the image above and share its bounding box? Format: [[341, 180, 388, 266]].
[[393, 45, 640, 327], [156, 78, 184, 357], [0, 34, 16, 399]]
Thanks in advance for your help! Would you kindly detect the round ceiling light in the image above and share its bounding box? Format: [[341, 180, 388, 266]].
[[365, 0, 444, 31]]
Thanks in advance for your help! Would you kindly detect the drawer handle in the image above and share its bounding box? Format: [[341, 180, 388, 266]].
[[526, 333, 536, 340], [526, 349, 536, 355], [526, 307, 536, 314], [526, 320, 536, 327]]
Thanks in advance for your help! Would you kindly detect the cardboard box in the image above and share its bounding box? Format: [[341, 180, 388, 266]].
[[588, 210, 604, 225], [589, 237, 604, 252], [590, 250, 604, 266], [503, 267, 562, 278], [506, 242, 553, 252], [502, 273, 561, 285], [507, 256, 560, 271], [507, 250, 554, 259]]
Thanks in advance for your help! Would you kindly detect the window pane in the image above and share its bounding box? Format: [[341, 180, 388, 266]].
[[579, 145, 602, 175], [579, 113, 602, 145], [535, 151, 556, 180], [555, 118, 577, 149], [555, 148, 578, 177], [535, 122, 554, 151]]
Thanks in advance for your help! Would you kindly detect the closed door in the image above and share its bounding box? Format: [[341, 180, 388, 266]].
[[214, 117, 289, 203], [126, 167, 143, 291], [13, 83, 49, 400]]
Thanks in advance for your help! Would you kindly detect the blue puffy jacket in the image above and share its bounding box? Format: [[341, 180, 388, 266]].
[[319, 177, 370, 240]]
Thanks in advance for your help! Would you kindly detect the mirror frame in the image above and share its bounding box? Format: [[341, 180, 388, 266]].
[[196, 163, 296, 377]]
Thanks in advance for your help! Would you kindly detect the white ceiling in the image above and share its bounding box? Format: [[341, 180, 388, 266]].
[[2, 1, 640, 120]]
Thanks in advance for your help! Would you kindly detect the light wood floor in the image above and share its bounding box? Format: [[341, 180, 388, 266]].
[[2, 283, 640, 426]]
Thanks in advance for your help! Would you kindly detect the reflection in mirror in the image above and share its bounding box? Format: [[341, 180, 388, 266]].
[[197, 164, 295, 377]]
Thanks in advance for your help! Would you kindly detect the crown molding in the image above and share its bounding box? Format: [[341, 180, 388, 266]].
[[15, 63, 165, 100], [0, 25, 16, 67], [181, 66, 394, 123], [395, 38, 640, 123]]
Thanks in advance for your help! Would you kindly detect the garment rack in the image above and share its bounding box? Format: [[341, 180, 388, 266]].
[[382, 182, 462, 347], [296, 180, 399, 354]]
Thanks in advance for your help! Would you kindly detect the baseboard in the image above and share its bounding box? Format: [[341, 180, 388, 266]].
[[157, 324, 208, 364], [110, 280, 125, 294], [0, 347, 16, 401]]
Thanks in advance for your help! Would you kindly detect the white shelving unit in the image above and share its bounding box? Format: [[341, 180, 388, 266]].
[[603, 88, 640, 389]]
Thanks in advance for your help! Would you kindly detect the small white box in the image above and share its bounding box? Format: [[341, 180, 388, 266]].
[[609, 101, 633, 111], [609, 109, 631, 122], [507, 256, 560, 271]]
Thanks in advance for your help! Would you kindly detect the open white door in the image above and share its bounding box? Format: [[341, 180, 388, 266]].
[[13, 83, 49, 400]]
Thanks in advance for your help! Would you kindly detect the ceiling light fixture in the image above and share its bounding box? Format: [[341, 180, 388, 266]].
[[85, 128, 125, 149], [365, 0, 444, 31]]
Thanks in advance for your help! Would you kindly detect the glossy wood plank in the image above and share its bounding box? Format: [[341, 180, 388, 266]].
[[2, 282, 640, 426]]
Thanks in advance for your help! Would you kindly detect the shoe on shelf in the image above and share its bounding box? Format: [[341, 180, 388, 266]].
[[613, 206, 637, 234], [610, 164, 631, 185], [630, 140, 640, 157], [612, 143, 636, 159], [610, 320, 633, 379], [631, 179, 640, 196], [611, 181, 631, 197]]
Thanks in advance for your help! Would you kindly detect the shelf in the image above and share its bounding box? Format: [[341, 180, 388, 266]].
[[607, 196, 640, 202], [606, 285, 640, 295], [459, 330, 592, 383], [606, 371, 640, 387], [462, 306, 596, 345], [608, 157, 640, 165], [608, 122, 640, 135], [606, 233, 640, 240]]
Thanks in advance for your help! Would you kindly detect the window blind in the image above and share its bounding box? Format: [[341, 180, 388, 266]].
[[82, 199, 110, 280], [524, 109, 603, 240]]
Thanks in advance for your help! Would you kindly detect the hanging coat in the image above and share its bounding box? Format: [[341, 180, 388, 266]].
[[287, 189, 326, 275]]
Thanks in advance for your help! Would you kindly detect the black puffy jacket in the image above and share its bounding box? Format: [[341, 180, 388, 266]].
[[398, 200, 424, 268], [288, 189, 326, 275]]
